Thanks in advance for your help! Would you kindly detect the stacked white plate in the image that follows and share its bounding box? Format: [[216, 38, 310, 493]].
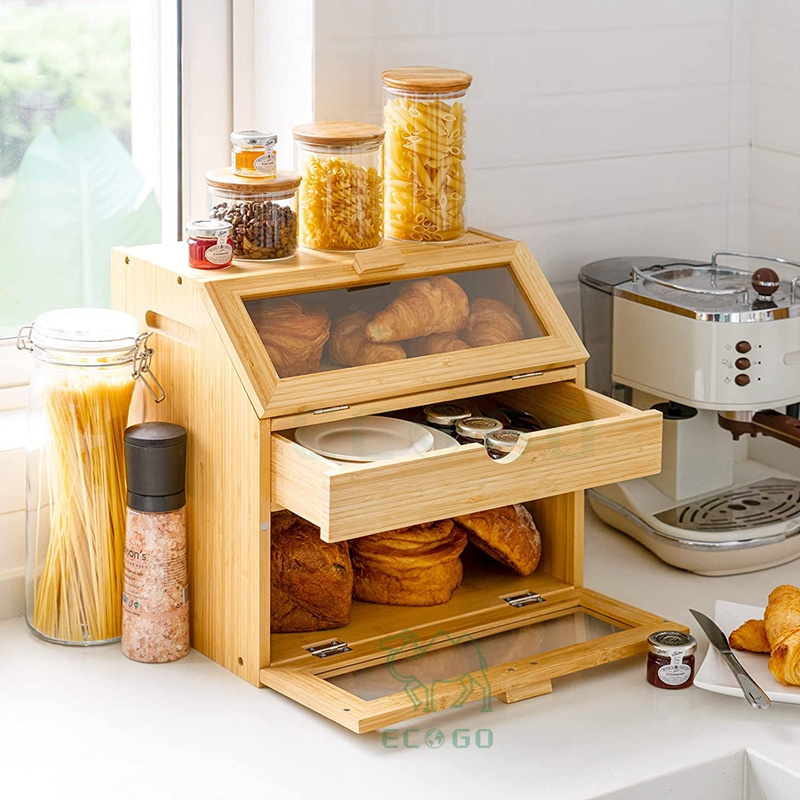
[[295, 415, 458, 463]]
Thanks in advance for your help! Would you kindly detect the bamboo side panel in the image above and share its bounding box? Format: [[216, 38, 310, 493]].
[[112, 248, 266, 686]]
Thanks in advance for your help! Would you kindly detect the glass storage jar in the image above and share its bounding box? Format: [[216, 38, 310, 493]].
[[292, 121, 384, 251], [206, 167, 301, 261], [230, 130, 277, 178], [17, 308, 164, 645], [381, 67, 473, 242]]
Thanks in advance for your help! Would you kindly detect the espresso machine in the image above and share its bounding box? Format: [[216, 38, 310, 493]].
[[580, 252, 800, 575]]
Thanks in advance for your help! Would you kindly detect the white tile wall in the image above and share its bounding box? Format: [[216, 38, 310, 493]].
[[749, 0, 800, 262], [312, 0, 750, 283]]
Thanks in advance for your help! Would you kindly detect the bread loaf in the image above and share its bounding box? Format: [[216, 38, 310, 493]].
[[270, 511, 353, 632]]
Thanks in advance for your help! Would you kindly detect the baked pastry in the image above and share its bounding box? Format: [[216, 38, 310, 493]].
[[454, 504, 541, 576], [351, 519, 467, 606], [730, 619, 771, 653], [460, 298, 524, 348], [270, 511, 353, 632], [765, 584, 800, 685], [248, 299, 330, 377], [409, 332, 471, 357], [365, 276, 470, 342], [330, 312, 407, 366]]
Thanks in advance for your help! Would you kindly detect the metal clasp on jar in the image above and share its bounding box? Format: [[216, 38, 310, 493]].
[[16, 326, 33, 352], [133, 332, 166, 403]]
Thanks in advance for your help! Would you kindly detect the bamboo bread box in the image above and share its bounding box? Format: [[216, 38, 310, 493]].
[[112, 231, 682, 733]]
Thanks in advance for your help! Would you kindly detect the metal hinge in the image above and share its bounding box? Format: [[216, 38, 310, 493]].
[[305, 639, 352, 658], [312, 405, 350, 415], [511, 371, 544, 380], [502, 591, 545, 608]]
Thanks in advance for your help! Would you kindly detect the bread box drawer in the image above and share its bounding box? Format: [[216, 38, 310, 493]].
[[271, 382, 662, 542]]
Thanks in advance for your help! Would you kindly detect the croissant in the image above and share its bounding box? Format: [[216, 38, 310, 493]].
[[330, 312, 407, 366], [454, 504, 542, 576], [408, 332, 471, 357], [765, 585, 800, 685], [729, 619, 771, 653], [248, 299, 330, 377], [351, 519, 467, 606], [460, 298, 524, 347], [365, 276, 469, 342]]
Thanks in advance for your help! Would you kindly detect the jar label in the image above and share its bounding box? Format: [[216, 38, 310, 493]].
[[657, 662, 691, 686], [254, 152, 276, 174], [205, 242, 233, 265]]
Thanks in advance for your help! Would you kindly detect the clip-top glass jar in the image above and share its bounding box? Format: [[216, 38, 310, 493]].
[[17, 308, 165, 645], [381, 66, 473, 242], [293, 121, 384, 251], [230, 130, 277, 178], [207, 167, 301, 261], [186, 219, 233, 270]]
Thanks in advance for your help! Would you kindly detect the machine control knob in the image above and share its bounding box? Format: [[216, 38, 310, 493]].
[[736, 341, 752, 353], [752, 267, 780, 298], [735, 374, 751, 387], [735, 357, 751, 370]]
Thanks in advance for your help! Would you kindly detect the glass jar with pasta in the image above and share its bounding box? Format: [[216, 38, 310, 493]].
[[17, 309, 165, 645], [292, 122, 384, 251], [381, 67, 472, 242]]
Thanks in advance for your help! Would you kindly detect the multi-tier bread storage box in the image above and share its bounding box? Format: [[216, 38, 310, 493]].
[[112, 231, 683, 733]]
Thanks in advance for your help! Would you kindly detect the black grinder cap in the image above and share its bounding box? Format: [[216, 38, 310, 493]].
[[124, 422, 187, 513]]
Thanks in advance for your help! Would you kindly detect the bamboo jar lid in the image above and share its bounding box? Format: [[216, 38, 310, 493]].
[[381, 66, 473, 94], [205, 168, 301, 195], [292, 121, 385, 147]]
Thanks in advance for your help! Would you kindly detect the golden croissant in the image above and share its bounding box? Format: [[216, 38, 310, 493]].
[[330, 312, 406, 366], [248, 298, 330, 377], [728, 584, 800, 686], [461, 297, 524, 347], [365, 276, 469, 342], [408, 332, 471, 357], [765, 585, 800, 685]]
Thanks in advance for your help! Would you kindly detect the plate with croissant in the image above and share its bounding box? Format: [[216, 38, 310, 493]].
[[694, 585, 800, 704]]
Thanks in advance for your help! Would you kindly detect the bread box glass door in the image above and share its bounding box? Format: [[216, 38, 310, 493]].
[[203, 240, 588, 417]]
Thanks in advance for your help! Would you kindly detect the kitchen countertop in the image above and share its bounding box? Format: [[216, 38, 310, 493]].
[[1, 505, 798, 800]]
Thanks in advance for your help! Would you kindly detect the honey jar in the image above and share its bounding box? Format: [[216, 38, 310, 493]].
[[423, 402, 471, 431], [231, 130, 278, 178], [485, 429, 523, 459]]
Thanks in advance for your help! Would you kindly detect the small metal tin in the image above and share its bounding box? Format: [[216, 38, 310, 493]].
[[486, 428, 523, 455], [647, 631, 697, 657], [455, 416, 503, 443], [185, 219, 232, 239], [423, 403, 471, 429]]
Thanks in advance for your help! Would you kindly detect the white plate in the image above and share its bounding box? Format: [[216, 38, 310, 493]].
[[295, 416, 434, 462], [325, 424, 458, 466], [694, 600, 800, 705]]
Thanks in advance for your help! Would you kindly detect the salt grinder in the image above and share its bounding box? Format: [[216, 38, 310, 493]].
[[122, 422, 189, 663]]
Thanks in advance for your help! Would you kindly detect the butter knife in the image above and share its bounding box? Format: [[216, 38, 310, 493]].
[[690, 609, 771, 709]]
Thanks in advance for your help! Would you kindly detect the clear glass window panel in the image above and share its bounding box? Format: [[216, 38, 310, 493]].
[[326, 611, 623, 702], [0, 0, 162, 337], [244, 266, 544, 379]]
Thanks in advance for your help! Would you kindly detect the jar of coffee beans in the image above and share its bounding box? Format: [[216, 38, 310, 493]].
[[205, 168, 301, 261]]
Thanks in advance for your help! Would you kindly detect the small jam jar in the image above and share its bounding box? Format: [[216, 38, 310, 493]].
[[646, 631, 697, 690], [455, 417, 503, 445], [424, 403, 471, 431], [486, 429, 523, 459], [186, 220, 233, 270], [231, 130, 278, 178]]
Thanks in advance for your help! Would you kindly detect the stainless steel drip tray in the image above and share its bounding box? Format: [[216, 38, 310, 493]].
[[656, 478, 800, 535]]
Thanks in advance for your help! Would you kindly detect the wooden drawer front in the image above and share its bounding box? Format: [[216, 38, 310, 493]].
[[271, 382, 662, 542]]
